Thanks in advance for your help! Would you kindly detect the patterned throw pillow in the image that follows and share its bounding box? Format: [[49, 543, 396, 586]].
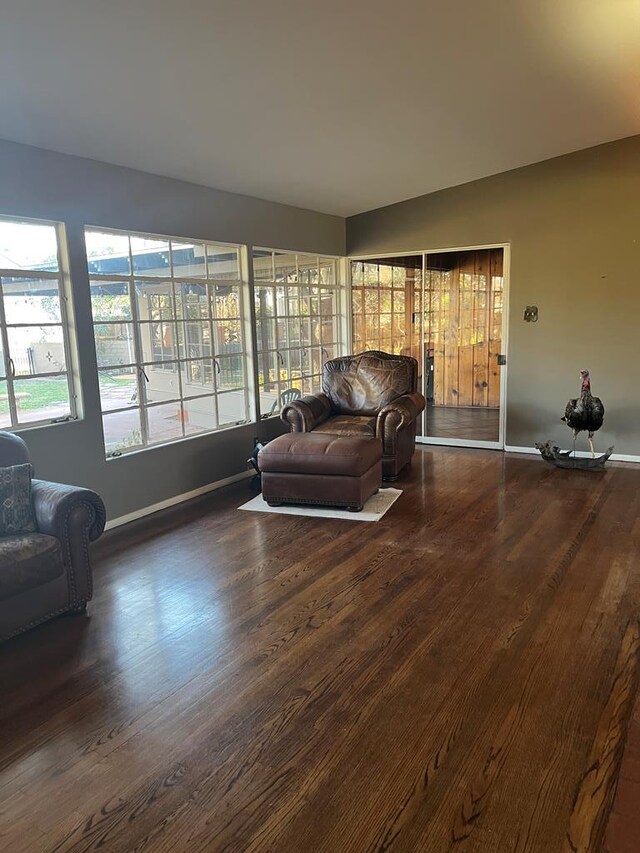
[[0, 463, 37, 536]]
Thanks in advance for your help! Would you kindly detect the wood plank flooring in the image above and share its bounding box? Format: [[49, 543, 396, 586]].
[[1, 446, 639, 853], [425, 406, 500, 441]]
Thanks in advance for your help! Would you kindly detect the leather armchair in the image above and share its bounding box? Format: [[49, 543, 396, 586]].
[[282, 350, 426, 480], [0, 432, 106, 642]]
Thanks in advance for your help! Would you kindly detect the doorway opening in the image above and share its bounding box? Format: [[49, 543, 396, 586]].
[[350, 246, 508, 448]]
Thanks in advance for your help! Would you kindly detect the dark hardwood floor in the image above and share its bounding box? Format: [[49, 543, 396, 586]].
[[425, 405, 500, 442], [1, 446, 639, 852]]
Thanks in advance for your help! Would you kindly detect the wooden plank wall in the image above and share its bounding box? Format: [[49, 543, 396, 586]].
[[425, 248, 503, 409]]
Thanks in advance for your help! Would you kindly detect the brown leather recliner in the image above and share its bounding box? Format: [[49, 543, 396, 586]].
[[281, 350, 426, 481], [0, 431, 106, 642]]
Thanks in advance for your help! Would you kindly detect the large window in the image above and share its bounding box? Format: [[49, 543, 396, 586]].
[[253, 249, 343, 416], [0, 216, 77, 428], [86, 228, 251, 457]]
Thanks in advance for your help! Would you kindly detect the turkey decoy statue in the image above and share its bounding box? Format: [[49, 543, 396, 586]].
[[562, 369, 605, 457]]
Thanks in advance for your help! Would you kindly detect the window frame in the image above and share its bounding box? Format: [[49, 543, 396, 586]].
[[0, 215, 78, 430], [86, 226, 252, 458]]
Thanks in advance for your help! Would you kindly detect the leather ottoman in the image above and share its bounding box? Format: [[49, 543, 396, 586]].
[[258, 433, 382, 512]]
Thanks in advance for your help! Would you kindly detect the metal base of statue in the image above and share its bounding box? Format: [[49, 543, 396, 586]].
[[535, 442, 614, 471]]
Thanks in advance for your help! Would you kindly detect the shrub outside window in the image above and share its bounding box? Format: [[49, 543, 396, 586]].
[[86, 228, 251, 457]]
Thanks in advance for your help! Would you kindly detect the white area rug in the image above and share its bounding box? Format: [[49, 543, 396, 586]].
[[238, 488, 402, 522]]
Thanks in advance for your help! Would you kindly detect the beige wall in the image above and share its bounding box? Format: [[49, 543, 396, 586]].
[[0, 139, 345, 519], [347, 135, 640, 455]]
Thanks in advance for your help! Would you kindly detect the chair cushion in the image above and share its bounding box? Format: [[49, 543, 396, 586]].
[[0, 463, 37, 536], [258, 433, 382, 477], [313, 415, 376, 437], [0, 532, 64, 602]]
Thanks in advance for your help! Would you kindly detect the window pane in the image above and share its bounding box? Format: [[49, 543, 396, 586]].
[[146, 402, 184, 445], [274, 252, 297, 283], [252, 249, 273, 281], [212, 319, 242, 356], [285, 288, 299, 316], [103, 409, 143, 455], [183, 396, 217, 435], [287, 318, 303, 349], [13, 376, 71, 424], [94, 323, 136, 368], [321, 317, 338, 348], [2, 276, 62, 324], [86, 231, 131, 275], [302, 375, 321, 396], [213, 284, 241, 319], [206, 245, 239, 280], [90, 281, 132, 322], [255, 284, 276, 350], [319, 258, 336, 285], [298, 285, 315, 316], [135, 282, 175, 320], [179, 320, 212, 360], [99, 368, 138, 412], [0, 381, 11, 427], [139, 321, 178, 363], [171, 242, 207, 278], [258, 350, 278, 394], [297, 255, 318, 285], [175, 282, 209, 319], [7, 326, 66, 375], [216, 356, 245, 390], [379, 265, 393, 286], [392, 265, 407, 286], [180, 360, 214, 396], [322, 344, 338, 362], [142, 363, 181, 405], [217, 391, 247, 426], [364, 289, 379, 312], [300, 316, 313, 348], [308, 347, 324, 376], [0, 220, 59, 271], [131, 236, 171, 276], [320, 289, 337, 317], [363, 263, 379, 285]]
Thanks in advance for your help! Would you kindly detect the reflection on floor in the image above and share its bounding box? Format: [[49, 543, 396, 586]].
[[425, 405, 500, 442]]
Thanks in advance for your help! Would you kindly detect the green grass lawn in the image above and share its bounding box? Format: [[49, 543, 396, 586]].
[[0, 375, 130, 415]]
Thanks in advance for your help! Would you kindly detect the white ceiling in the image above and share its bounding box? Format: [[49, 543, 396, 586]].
[[1, 0, 638, 217]]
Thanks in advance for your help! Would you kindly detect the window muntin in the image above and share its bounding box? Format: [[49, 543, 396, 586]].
[[0, 217, 76, 428], [252, 249, 342, 417], [87, 228, 250, 457]]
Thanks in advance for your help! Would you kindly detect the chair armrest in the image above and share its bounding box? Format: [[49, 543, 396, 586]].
[[31, 480, 106, 544], [281, 393, 332, 432], [376, 392, 426, 437]]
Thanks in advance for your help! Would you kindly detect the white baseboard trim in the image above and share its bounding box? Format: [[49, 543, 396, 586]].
[[416, 437, 502, 450], [105, 470, 253, 531], [505, 445, 640, 464]]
